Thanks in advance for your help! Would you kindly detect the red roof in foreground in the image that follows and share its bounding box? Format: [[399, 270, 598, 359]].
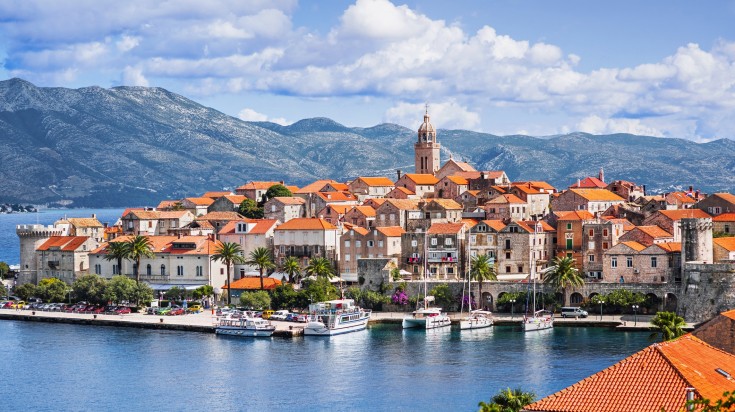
[[224, 277, 282, 290], [525, 335, 735, 412]]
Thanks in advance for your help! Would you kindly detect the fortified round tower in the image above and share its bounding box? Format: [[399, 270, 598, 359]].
[[680, 217, 713, 268], [16, 224, 63, 284]]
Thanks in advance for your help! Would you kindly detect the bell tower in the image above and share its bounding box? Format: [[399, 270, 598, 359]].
[[414, 105, 440, 174]]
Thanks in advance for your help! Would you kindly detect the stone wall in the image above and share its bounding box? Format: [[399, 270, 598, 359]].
[[678, 262, 735, 323]]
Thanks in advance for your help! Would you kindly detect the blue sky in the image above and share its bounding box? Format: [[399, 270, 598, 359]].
[[0, 0, 734, 141]]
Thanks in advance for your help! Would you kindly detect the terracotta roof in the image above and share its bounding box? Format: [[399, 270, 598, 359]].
[[712, 193, 735, 205], [526, 335, 735, 412], [67, 217, 103, 227], [402, 173, 439, 185], [294, 179, 338, 194], [188, 220, 214, 229], [375, 226, 405, 237], [442, 158, 477, 172], [184, 197, 215, 206], [315, 191, 357, 202], [37, 236, 90, 252], [157, 200, 178, 209], [355, 176, 394, 186], [237, 181, 282, 191], [383, 199, 420, 210], [453, 171, 482, 179], [362, 198, 386, 209], [320, 204, 354, 215], [285, 185, 300, 193], [517, 220, 555, 233], [487, 194, 526, 204], [570, 188, 625, 202], [460, 190, 481, 198], [601, 217, 636, 231], [489, 185, 507, 194], [655, 242, 682, 253], [461, 218, 479, 228], [275, 218, 337, 231], [202, 191, 233, 199], [636, 225, 673, 238], [714, 237, 735, 252], [392, 187, 415, 195], [93, 235, 216, 255], [444, 175, 469, 185], [514, 181, 556, 191], [658, 209, 711, 220], [427, 222, 465, 234], [327, 182, 349, 191], [349, 206, 377, 217], [350, 226, 370, 236], [620, 241, 647, 252], [159, 211, 192, 219], [569, 176, 607, 189], [219, 219, 278, 235], [223, 277, 282, 290], [511, 183, 542, 194], [480, 220, 507, 232], [271, 196, 306, 205], [196, 211, 244, 221], [555, 210, 596, 221], [221, 195, 247, 204], [666, 191, 697, 204], [713, 213, 735, 222], [428, 199, 463, 209]]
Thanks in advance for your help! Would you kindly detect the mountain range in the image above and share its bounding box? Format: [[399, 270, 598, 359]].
[[0, 78, 733, 207]]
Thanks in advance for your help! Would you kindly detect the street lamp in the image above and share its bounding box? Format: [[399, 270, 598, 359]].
[[510, 299, 516, 319], [632, 304, 639, 326], [599, 299, 605, 321]]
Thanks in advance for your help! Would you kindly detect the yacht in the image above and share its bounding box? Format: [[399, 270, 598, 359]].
[[522, 222, 554, 332], [460, 310, 494, 330], [215, 315, 276, 337], [304, 299, 371, 336], [402, 297, 451, 329]]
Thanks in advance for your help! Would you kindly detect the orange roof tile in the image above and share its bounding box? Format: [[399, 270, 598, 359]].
[[222, 195, 247, 204], [320, 204, 354, 215], [275, 218, 336, 231], [526, 335, 735, 412], [570, 188, 625, 201], [480, 220, 507, 232], [713, 193, 735, 205], [515, 181, 556, 191], [713, 213, 735, 222], [350, 226, 370, 236], [517, 220, 555, 233], [202, 191, 233, 199], [392, 187, 415, 195], [601, 217, 636, 231], [237, 181, 282, 191], [37, 236, 90, 252], [402, 173, 439, 185], [636, 225, 673, 238], [67, 217, 103, 227], [355, 176, 394, 186], [294, 179, 339, 194], [271, 196, 306, 205], [490, 185, 508, 194], [461, 218, 479, 228], [655, 242, 682, 253], [555, 210, 596, 221], [157, 200, 178, 209], [658, 209, 711, 220], [219, 219, 278, 235], [375, 226, 405, 237], [196, 211, 244, 221], [184, 197, 215, 206], [327, 182, 349, 191], [427, 222, 465, 234], [383, 199, 420, 210], [487, 194, 526, 204], [714, 237, 735, 252], [620, 240, 646, 251], [511, 183, 542, 194], [362, 198, 386, 209], [444, 175, 469, 185], [315, 191, 357, 202], [285, 185, 300, 193], [224, 277, 282, 290], [349, 206, 377, 217], [429, 199, 463, 209], [569, 176, 607, 189]]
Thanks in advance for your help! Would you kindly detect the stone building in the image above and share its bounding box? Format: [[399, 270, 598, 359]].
[[235, 181, 282, 201], [551, 188, 625, 215], [581, 219, 626, 280], [605, 180, 645, 201], [484, 194, 528, 221], [207, 195, 247, 213], [641, 209, 711, 242], [695, 193, 735, 216], [343, 205, 376, 228], [468, 219, 507, 263], [712, 213, 735, 235], [374, 199, 420, 230], [680, 217, 714, 266], [425, 223, 467, 280], [263, 196, 305, 223], [16, 223, 63, 284], [713, 237, 735, 262], [35, 236, 99, 284], [180, 197, 214, 216], [218, 219, 278, 279], [414, 109, 440, 175], [272, 218, 339, 268], [495, 221, 554, 281], [435, 157, 476, 180], [395, 173, 438, 198], [347, 176, 395, 199], [509, 183, 551, 220], [195, 211, 244, 234], [617, 225, 674, 247], [120, 210, 196, 236], [435, 175, 468, 200], [340, 226, 404, 280], [554, 210, 596, 262], [602, 241, 681, 283]]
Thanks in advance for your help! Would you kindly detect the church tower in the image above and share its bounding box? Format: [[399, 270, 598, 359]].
[[414, 107, 440, 174]]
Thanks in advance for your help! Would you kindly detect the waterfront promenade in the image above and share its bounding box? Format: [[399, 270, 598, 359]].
[[0, 307, 694, 336]]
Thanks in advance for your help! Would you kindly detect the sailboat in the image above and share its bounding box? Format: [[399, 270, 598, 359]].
[[402, 230, 451, 330], [460, 232, 493, 330], [522, 222, 554, 332]]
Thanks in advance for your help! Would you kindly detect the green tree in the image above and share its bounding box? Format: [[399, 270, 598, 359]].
[[238, 290, 271, 309], [14, 283, 37, 301], [72, 274, 108, 305], [238, 198, 264, 219], [282, 256, 302, 284], [478, 387, 536, 412], [471, 254, 497, 309], [687, 390, 735, 411], [305, 257, 335, 280], [135, 283, 154, 306], [271, 283, 299, 310], [125, 235, 154, 285], [211, 242, 246, 305], [36, 278, 70, 303], [649, 311, 686, 342], [543, 256, 584, 305], [246, 247, 276, 290], [192, 285, 214, 300], [0, 261, 9, 278], [265, 184, 292, 201], [298, 277, 339, 307], [165, 286, 187, 302], [104, 241, 129, 276], [103, 275, 139, 304], [429, 283, 456, 310]]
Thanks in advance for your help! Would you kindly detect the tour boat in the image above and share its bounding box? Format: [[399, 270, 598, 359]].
[[522, 222, 554, 332], [215, 316, 276, 337], [304, 299, 371, 336], [460, 310, 494, 330]]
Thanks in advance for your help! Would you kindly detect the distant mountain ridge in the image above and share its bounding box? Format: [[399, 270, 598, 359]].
[[0, 78, 733, 207]]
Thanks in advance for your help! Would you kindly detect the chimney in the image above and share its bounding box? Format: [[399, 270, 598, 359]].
[[696, 190, 701, 199], [598, 167, 604, 183], [685, 388, 696, 411], [396, 169, 402, 181], [577, 178, 581, 187], [481, 172, 486, 180], [279, 180, 284, 184], [689, 185, 694, 193], [642, 185, 646, 196]]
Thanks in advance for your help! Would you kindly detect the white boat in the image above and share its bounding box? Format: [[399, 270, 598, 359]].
[[215, 316, 276, 337], [460, 310, 494, 330], [304, 299, 371, 336], [522, 222, 554, 332], [402, 305, 452, 329]]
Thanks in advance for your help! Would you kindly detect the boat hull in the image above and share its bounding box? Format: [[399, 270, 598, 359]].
[[522, 317, 554, 332], [215, 326, 275, 337], [459, 318, 493, 330], [402, 315, 451, 329], [303, 317, 369, 336]]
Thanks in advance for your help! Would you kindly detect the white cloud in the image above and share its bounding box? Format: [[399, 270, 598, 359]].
[[384, 100, 480, 130], [237, 108, 289, 125], [116, 35, 140, 52], [576, 115, 664, 137], [122, 66, 149, 86]]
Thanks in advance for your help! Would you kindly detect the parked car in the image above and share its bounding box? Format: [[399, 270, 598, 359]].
[[157, 306, 174, 316], [11, 301, 26, 309], [285, 313, 299, 322], [92, 306, 106, 314], [168, 307, 185, 316], [295, 314, 308, 323], [187, 304, 202, 313], [114, 306, 131, 315], [270, 310, 291, 321], [0, 301, 11, 308], [261, 310, 274, 319]]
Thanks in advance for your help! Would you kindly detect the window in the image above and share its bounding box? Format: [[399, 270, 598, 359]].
[[367, 240, 374, 247], [389, 213, 396, 221], [345, 254, 350, 262], [603, 229, 609, 237], [94, 264, 101, 275], [146, 264, 152, 276], [411, 240, 418, 247], [603, 242, 609, 249], [445, 238, 452, 246], [447, 267, 454, 275], [413, 265, 419, 273], [517, 265, 523, 272], [588, 229, 594, 236], [430, 267, 438, 274], [177, 266, 184, 276], [726, 225, 731, 234], [611, 257, 617, 268], [505, 252, 511, 259], [566, 223, 572, 230], [505, 266, 511, 273], [505, 239, 511, 249], [651, 257, 658, 268], [566, 239, 573, 250], [588, 241, 595, 250], [431, 238, 438, 246], [588, 255, 595, 262], [112, 264, 118, 275], [196, 266, 203, 277], [470, 235, 477, 244], [378, 240, 383, 248], [356, 240, 362, 247], [626, 257, 633, 268], [161, 264, 166, 276], [487, 234, 493, 244], [345, 240, 351, 248]]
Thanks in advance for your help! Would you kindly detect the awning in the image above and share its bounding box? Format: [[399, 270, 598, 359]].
[[146, 283, 205, 291], [340, 272, 359, 282]]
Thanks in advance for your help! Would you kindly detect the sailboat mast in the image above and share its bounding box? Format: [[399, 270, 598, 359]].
[[532, 221, 537, 312], [467, 230, 471, 312], [423, 229, 428, 310]]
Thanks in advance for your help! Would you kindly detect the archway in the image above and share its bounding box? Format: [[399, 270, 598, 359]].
[[645, 293, 660, 314], [589, 292, 599, 300], [570, 292, 584, 306], [482, 292, 493, 311], [664, 293, 678, 313]]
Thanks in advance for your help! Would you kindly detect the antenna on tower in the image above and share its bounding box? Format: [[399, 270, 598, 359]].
[[425, 102, 429, 115]]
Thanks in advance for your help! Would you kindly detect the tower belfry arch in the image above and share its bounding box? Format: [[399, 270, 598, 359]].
[[414, 106, 440, 174]]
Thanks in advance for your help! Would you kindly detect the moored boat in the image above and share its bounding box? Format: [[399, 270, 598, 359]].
[[460, 310, 494, 330], [304, 299, 371, 336], [215, 316, 276, 337], [522, 310, 554, 331], [402, 305, 452, 329]]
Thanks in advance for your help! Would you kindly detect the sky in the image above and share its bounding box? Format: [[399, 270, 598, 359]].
[[0, 0, 734, 141]]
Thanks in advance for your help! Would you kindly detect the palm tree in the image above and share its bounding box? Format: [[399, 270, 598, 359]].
[[211, 242, 246, 305], [125, 235, 154, 284], [479, 387, 536, 412], [471, 254, 497, 310], [104, 241, 129, 276], [245, 247, 275, 290], [543, 256, 584, 306], [305, 257, 334, 280], [649, 311, 686, 342], [282, 256, 301, 284]]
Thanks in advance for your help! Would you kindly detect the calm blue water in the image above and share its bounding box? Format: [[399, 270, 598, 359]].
[[0, 321, 650, 411], [0, 208, 124, 265]]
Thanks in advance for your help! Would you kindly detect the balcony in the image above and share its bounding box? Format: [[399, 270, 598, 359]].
[[440, 257, 457, 263], [406, 257, 422, 264]]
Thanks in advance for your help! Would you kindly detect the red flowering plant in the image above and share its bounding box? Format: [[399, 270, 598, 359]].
[[391, 286, 409, 305]]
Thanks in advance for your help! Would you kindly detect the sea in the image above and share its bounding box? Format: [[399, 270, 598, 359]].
[[0, 208, 125, 266], [0, 321, 650, 411]]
